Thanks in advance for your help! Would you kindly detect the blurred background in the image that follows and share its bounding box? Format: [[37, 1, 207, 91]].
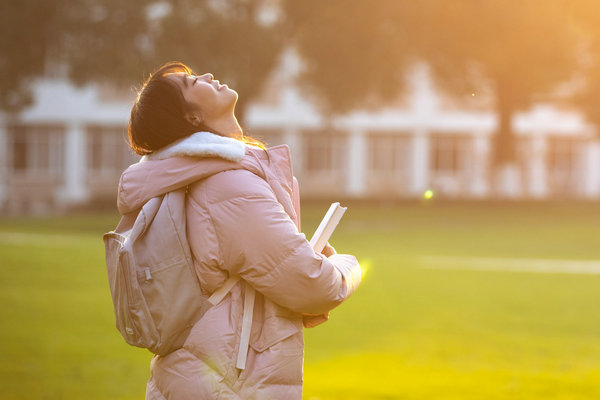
[[4, 0, 600, 211], [1, 1, 600, 399]]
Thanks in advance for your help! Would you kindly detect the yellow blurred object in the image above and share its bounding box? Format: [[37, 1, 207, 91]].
[[359, 258, 372, 281], [424, 189, 434, 200]]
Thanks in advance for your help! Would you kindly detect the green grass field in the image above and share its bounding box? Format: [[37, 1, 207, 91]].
[[1, 201, 600, 399]]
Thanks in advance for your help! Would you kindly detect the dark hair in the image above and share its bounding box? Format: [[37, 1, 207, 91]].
[[128, 61, 266, 155], [128, 61, 211, 156]]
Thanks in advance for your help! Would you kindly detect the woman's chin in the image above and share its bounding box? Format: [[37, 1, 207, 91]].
[[229, 90, 239, 107]]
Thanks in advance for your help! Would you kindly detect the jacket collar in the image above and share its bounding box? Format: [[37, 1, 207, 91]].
[[118, 135, 295, 216], [141, 131, 247, 162]]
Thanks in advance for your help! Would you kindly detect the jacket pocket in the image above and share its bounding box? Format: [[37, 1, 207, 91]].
[[238, 316, 303, 388], [250, 316, 302, 354]]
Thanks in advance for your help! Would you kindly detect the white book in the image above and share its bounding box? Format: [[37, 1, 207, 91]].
[[308, 202, 347, 253]]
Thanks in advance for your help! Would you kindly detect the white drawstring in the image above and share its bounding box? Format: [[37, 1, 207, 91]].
[[236, 282, 255, 370], [207, 276, 254, 370]]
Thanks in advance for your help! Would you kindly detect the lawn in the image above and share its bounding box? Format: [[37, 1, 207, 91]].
[[1, 201, 600, 399]]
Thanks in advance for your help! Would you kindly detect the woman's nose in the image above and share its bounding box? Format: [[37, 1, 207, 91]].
[[199, 73, 213, 82]]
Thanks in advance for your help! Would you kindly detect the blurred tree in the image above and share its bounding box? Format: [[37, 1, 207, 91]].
[[283, 1, 421, 112], [422, 0, 580, 192], [0, 0, 284, 119], [285, 0, 580, 194], [565, 2, 600, 136], [0, 0, 153, 111]]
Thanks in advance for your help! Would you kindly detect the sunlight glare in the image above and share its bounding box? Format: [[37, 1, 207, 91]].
[[360, 258, 372, 281]]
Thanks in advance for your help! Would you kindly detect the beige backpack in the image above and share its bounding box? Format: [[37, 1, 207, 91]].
[[103, 189, 237, 355]]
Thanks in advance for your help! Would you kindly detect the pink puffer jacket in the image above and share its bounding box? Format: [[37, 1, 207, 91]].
[[117, 135, 361, 400]]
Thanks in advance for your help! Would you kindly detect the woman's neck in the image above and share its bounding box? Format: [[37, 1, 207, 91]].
[[205, 115, 243, 138]]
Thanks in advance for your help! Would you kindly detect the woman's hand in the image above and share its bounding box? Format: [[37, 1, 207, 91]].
[[303, 312, 330, 328], [321, 242, 337, 257]]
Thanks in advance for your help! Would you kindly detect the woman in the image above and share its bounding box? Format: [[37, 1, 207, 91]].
[[119, 61, 362, 399]]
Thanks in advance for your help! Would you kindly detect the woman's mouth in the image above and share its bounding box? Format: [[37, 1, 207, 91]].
[[214, 80, 225, 90]]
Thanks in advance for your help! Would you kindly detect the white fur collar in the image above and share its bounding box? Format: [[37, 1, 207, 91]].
[[141, 131, 246, 162]]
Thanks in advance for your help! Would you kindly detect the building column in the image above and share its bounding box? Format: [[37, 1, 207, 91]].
[[410, 130, 429, 196], [346, 128, 366, 197], [528, 134, 548, 198], [470, 134, 490, 198], [59, 122, 89, 205], [583, 140, 600, 199], [0, 119, 6, 208]]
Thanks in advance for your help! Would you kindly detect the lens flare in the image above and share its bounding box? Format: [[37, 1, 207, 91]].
[[424, 189, 434, 200], [360, 258, 372, 281]]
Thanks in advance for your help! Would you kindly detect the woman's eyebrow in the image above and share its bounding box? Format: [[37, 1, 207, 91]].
[[181, 74, 189, 88]]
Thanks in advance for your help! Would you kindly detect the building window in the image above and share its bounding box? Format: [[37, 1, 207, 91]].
[[303, 131, 347, 173], [8, 125, 65, 178], [87, 126, 137, 176], [548, 138, 578, 192], [431, 135, 463, 172], [368, 133, 410, 173], [549, 139, 575, 175]]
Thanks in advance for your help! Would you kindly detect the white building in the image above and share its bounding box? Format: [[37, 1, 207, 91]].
[[1, 59, 599, 214]]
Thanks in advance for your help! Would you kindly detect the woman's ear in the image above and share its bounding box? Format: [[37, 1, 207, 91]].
[[185, 113, 203, 127]]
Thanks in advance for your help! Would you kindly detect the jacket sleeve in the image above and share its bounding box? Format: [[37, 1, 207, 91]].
[[204, 170, 361, 315]]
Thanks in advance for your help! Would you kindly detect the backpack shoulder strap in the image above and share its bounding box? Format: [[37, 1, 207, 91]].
[[129, 197, 163, 242]]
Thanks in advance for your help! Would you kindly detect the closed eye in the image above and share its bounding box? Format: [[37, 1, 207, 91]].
[[193, 77, 199, 85]]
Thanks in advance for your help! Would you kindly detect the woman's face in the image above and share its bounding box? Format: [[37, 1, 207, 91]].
[[166, 72, 238, 127]]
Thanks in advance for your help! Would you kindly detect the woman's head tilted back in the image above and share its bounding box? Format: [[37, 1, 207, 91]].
[[128, 61, 240, 156]]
